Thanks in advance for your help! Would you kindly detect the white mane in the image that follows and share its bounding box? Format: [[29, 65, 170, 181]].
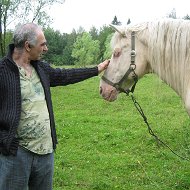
[[125, 19, 190, 100]]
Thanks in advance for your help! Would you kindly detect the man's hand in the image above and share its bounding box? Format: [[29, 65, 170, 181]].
[[97, 59, 110, 74]]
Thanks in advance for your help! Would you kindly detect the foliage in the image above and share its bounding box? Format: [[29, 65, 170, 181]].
[[89, 26, 99, 40], [127, 18, 131, 25], [1, 12, 190, 64], [51, 73, 190, 190], [43, 27, 66, 65], [167, 8, 177, 19], [98, 25, 113, 62], [16, 0, 64, 25], [103, 33, 113, 59], [183, 14, 190, 20], [72, 32, 100, 66], [0, 0, 20, 55], [0, 0, 64, 56], [61, 30, 77, 65], [111, 15, 122, 25], [0, 29, 12, 57], [76, 26, 86, 34]]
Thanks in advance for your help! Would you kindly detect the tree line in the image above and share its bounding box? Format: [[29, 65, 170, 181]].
[[1, 1, 190, 66], [43, 24, 114, 66]]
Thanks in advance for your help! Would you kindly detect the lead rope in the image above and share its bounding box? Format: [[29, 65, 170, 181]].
[[128, 92, 190, 161]]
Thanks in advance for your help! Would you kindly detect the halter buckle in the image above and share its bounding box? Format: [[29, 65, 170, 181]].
[[131, 50, 136, 57]]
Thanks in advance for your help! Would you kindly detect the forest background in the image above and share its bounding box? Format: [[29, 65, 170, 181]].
[[0, 0, 190, 66]]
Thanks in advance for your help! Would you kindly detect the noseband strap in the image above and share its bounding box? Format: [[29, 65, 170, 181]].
[[101, 67, 135, 93], [102, 31, 138, 95]]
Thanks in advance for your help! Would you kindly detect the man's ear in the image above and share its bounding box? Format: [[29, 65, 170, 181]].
[[25, 41, 31, 52]]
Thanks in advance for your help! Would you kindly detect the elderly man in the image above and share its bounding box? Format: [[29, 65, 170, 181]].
[[0, 23, 109, 190]]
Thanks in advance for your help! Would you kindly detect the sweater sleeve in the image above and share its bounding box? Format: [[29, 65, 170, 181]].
[[48, 66, 99, 87]]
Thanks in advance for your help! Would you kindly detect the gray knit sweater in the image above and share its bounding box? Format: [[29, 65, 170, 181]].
[[0, 44, 98, 156]]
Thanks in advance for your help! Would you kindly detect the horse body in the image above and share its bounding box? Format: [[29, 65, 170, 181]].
[[100, 19, 190, 115]]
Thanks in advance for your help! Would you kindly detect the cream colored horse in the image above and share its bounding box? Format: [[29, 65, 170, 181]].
[[100, 19, 190, 116]]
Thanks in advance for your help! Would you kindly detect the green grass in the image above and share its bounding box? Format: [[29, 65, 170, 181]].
[[51, 74, 190, 190]]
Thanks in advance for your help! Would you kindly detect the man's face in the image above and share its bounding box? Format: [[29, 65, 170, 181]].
[[29, 30, 48, 61]]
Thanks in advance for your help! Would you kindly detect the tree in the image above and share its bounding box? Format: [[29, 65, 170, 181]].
[[0, 0, 23, 56], [43, 27, 66, 65], [111, 16, 121, 25], [98, 25, 113, 61], [167, 8, 177, 19], [61, 30, 78, 65], [0, 0, 65, 57], [76, 26, 86, 34], [89, 26, 99, 40], [127, 18, 131, 25], [103, 33, 113, 60], [72, 32, 100, 66], [21, 0, 65, 26], [183, 14, 190, 20]]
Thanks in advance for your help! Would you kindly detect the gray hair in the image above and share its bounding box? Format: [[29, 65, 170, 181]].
[[13, 23, 42, 48]]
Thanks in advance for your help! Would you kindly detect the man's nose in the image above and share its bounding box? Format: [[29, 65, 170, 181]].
[[43, 45, 48, 52]]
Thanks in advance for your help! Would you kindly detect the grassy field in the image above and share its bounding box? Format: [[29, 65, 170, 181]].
[[51, 73, 190, 190]]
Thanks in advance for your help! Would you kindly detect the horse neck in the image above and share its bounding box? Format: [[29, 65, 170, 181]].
[[145, 20, 190, 101], [149, 53, 189, 101]]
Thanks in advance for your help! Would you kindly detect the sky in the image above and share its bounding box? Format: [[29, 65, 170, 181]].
[[48, 0, 190, 33]]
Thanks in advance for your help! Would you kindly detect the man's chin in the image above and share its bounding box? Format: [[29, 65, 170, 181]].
[[31, 57, 41, 61], [39, 54, 45, 60], [36, 55, 43, 60]]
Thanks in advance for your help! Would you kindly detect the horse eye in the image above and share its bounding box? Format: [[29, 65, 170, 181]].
[[121, 45, 128, 50], [113, 48, 121, 57], [113, 51, 121, 57]]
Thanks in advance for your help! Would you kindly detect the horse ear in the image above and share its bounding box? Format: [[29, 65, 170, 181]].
[[109, 24, 126, 37]]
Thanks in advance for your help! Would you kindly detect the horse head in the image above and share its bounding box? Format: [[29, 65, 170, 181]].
[[100, 24, 150, 102]]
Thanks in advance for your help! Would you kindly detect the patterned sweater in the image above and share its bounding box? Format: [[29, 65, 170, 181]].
[[0, 44, 98, 156]]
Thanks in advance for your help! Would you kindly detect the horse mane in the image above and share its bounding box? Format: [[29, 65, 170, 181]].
[[123, 19, 190, 99]]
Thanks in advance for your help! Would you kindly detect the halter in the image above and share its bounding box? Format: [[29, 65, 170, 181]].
[[101, 31, 138, 95]]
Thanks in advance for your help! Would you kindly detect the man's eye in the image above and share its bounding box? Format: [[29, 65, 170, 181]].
[[41, 42, 47, 46]]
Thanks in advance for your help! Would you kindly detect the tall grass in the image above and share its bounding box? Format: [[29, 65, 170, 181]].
[[51, 74, 190, 190]]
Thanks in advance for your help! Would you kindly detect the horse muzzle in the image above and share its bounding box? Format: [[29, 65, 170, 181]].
[[99, 80, 119, 102]]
